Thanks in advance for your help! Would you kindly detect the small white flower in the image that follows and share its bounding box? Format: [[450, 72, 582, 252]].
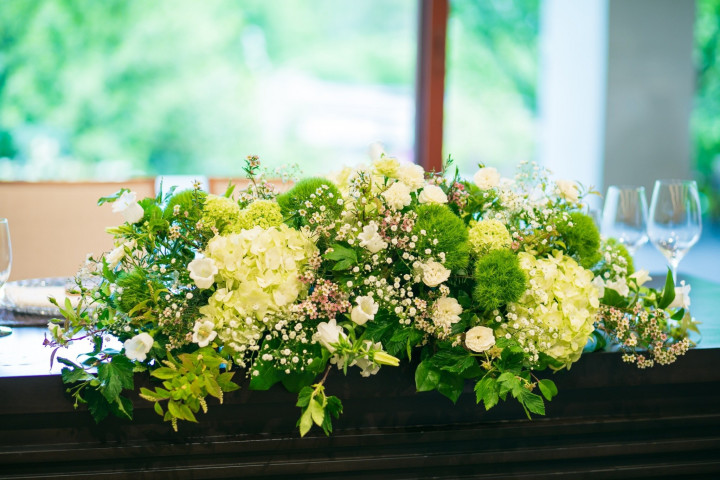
[[112, 191, 145, 224], [669, 283, 691, 309], [351, 295, 379, 326], [629, 269, 652, 287], [556, 180, 580, 203], [473, 167, 501, 190], [357, 222, 388, 253], [105, 240, 136, 269], [418, 184, 448, 205], [465, 326, 495, 353], [419, 260, 451, 287], [192, 319, 217, 347], [382, 181, 413, 210], [315, 319, 347, 353], [124, 332, 154, 362], [47, 321, 65, 340], [188, 257, 218, 289]]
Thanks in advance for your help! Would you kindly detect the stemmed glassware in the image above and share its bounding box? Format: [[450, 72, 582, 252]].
[[0, 218, 11, 337], [647, 180, 702, 285], [601, 186, 649, 256]]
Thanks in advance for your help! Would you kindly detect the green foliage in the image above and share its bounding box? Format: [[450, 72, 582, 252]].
[[414, 359, 465, 403], [412, 204, 470, 272], [163, 189, 206, 220], [556, 212, 602, 269], [139, 348, 240, 431], [296, 384, 343, 437], [114, 268, 160, 315], [472, 249, 526, 311]]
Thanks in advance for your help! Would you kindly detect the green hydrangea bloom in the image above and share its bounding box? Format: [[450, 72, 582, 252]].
[[469, 219, 512, 256], [201, 195, 242, 234], [232, 200, 284, 232]]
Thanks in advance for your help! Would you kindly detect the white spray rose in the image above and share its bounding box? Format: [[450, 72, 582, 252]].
[[556, 180, 580, 203], [188, 257, 218, 289], [124, 332, 154, 362], [351, 295, 379, 326], [669, 283, 691, 309], [105, 240, 136, 269], [473, 167, 501, 190], [420, 260, 451, 287], [629, 269, 652, 287], [357, 222, 388, 253], [382, 181, 413, 210], [418, 184, 448, 204], [315, 318, 347, 353], [396, 163, 426, 190], [465, 326, 495, 353], [192, 319, 217, 347], [112, 191, 145, 224], [373, 156, 400, 178]]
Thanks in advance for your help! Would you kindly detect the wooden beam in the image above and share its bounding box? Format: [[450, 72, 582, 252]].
[[415, 0, 449, 173]]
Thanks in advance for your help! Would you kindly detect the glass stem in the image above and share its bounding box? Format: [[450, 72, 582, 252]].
[[669, 259, 680, 286]]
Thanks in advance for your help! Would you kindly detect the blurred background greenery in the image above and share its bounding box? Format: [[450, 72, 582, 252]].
[[0, 0, 718, 221]]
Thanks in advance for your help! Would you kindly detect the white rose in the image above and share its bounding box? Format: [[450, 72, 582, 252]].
[[473, 167, 501, 190], [357, 222, 388, 253], [112, 191, 145, 224], [556, 180, 579, 203], [396, 163, 426, 190], [188, 257, 218, 289], [669, 283, 691, 309], [351, 295, 379, 326], [382, 181, 412, 210], [192, 319, 217, 347], [420, 260, 451, 287], [124, 332, 154, 362], [418, 184, 448, 205], [465, 326, 495, 353], [629, 269, 651, 287], [315, 319, 347, 353], [605, 277, 630, 297], [432, 297, 463, 329]]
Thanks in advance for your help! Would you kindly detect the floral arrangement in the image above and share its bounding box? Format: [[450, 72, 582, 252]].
[[46, 154, 698, 435]]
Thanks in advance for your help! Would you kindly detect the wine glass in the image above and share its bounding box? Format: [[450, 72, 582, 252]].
[[647, 180, 702, 285], [601, 185, 649, 256], [0, 218, 11, 337]]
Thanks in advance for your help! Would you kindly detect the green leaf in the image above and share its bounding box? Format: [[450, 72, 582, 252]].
[[61, 367, 93, 384], [670, 308, 685, 321], [216, 372, 240, 392], [323, 243, 357, 263], [325, 395, 343, 418], [474, 376, 499, 410], [57, 357, 81, 369], [296, 386, 313, 408], [281, 371, 316, 393], [309, 398, 325, 426], [84, 388, 110, 423], [657, 268, 676, 309], [110, 395, 134, 420], [437, 372, 465, 404], [519, 389, 545, 416], [97, 356, 134, 403], [430, 348, 477, 374], [538, 379, 558, 401], [298, 408, 313, 437], [248, 359, 282, 391], [150, 367, 178, 380], [601, 288, 628, 308], [204, 375, 222, 400], [415, 360, 441, 392], [153, 401, 164, 416]]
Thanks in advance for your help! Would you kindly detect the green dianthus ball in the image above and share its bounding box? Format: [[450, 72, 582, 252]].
[[115, 268, 162, 315], [412, 204, 470, 272], [469, 219, 512, 256], [201, 195, 242, 234], [232, 200, 284, 232], [163, 189, 206, 220], [277, 178, 343, 227], [556, 212, 602, 269], [472, 250, 527, 311]]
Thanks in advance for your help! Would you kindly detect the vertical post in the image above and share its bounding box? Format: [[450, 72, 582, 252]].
[[415, 0, 449, 173]]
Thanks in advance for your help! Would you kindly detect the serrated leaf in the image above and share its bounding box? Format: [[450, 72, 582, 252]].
[[298, 409, 313, 437], [437, 372, 464, 404], [97, 356, 134, 403], [309, 398, 325, 426], [538, 379, 558, 401], [415, 360, 441, 392], [281, 371, 316, 393], [519, 389, 545, 416], [61, 367, 93, 384], [296, 386, 313, 408], [216, 372, 240, 392]]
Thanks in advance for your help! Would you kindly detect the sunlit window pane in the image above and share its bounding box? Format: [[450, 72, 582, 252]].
[[443, 0, 539, 177], [0, 0, 417, 180]]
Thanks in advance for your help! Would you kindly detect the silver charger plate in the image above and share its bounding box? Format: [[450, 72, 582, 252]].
[[0, 277, 75, 317]]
